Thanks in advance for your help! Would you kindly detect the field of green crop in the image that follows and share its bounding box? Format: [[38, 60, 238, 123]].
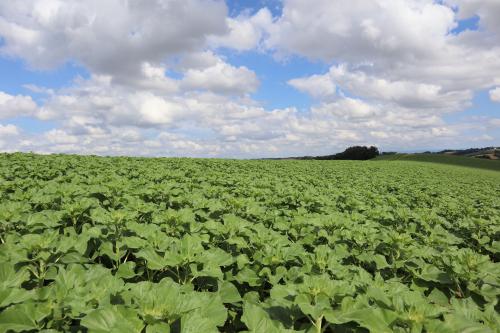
[[0, 153, 499, 333], [375, 153, 500, 172]]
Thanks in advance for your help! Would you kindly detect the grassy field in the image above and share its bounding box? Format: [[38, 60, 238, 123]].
[[0, 153, 499, 332], [375, 153, 500, 171]]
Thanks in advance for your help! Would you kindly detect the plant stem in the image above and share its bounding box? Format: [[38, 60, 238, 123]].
[[314, 315, 323, 333]]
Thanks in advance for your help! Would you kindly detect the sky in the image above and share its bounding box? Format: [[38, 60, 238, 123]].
[[0, 0, 499, 158]]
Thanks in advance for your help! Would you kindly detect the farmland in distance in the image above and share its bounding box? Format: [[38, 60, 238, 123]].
[[0, 153, 499, 332]]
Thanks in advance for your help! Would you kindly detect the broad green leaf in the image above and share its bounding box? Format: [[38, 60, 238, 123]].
[[146, 322, 170, 333], [0, 288, 33, 308], [241, 302, 282, 333], [0, 302, 50, 333], [116, 261, 137, 279], [218, 281, 242, 303], [373, 254, 390, 269], [136, 248, 167, 270], [81, 306, 144, 333], [334, 307, 397, 333], [417, 264, 453, 284]]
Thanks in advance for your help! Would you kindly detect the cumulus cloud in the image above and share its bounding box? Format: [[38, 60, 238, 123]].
[[33, 75, 190, 128], [269, 0, 500, 108], [273, 0, 499, 153], [0, 92, 38, 119], [7, 69, 483, 157], [446, 0, 500, 44], [0, 124, 20, 151], [0, 0, 227, 74], [289, 65, 473, 112], [0, 124, 20, 136], [330, 65, 474, 110], [181, 58, 259, 95], [265, 0, 456, 63], [2, 89, 496, 160], [209, 8, 273, 51], [288, 74, 336, 99], [116, 62, 179, 93], [311, 98, 379, 120]]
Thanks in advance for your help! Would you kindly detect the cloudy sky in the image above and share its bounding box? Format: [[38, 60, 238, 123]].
[[0, 0, 499, 157]]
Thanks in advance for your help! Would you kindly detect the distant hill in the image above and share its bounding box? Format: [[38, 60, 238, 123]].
[[263, 147, 500, 171], [375, 152, 500, 171], [433, 147, 499, 160], [264, 146, 379, 161]]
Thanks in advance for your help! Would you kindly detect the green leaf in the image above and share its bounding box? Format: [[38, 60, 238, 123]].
[[326, 307, 397, 333], [0, 263, 29, 287], [0, 288, 33, 308], [200, 248, 233, 267], [146, 322, 170, 333], [373, 254, 390, 269], [116, 261, 137, 279], [81, 306, 144, 333], [197, 294, 227, 327], [235, 267, 261, 286], [181, 312, 219, 333], [136, 248, 167, 270], [218, 281, 241, 303], [484, 241, 500, 255], [122, 236, 147, 249], [0, 302, 50, 333], [418, 264, 453, 284], [241, 302, 282, 333], [427, 288, 449, 306]]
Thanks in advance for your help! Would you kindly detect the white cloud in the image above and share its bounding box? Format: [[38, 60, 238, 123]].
[[181, 59, 259, 95], [33, 75, 190, 128], [312, 98, 379, 119], [267, 0, 499, 153], [1, 69, 496, 157], [265, 0, 456, 63], [119, 62, 179, 93], [0, 0, 228, 74], [44, 129, 79, 144], [0, 92, 38, 119], [176, 51, 221, 71], [290, 65, 473, 111], [288, 74, 336, 99], [329, 65, 473, 111], [209, 8, 273, 51], [446, 0, 500, 44], [131, 92, 185, 127], [0, 124, 20, 151], [267, 0, 500, 113], [490, 87, 500, 103], [0, 124, 20, 136]]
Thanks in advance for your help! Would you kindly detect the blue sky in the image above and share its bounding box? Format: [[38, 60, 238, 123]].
[[226, 0, 283, 16], [0, 0, 498, 157]]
